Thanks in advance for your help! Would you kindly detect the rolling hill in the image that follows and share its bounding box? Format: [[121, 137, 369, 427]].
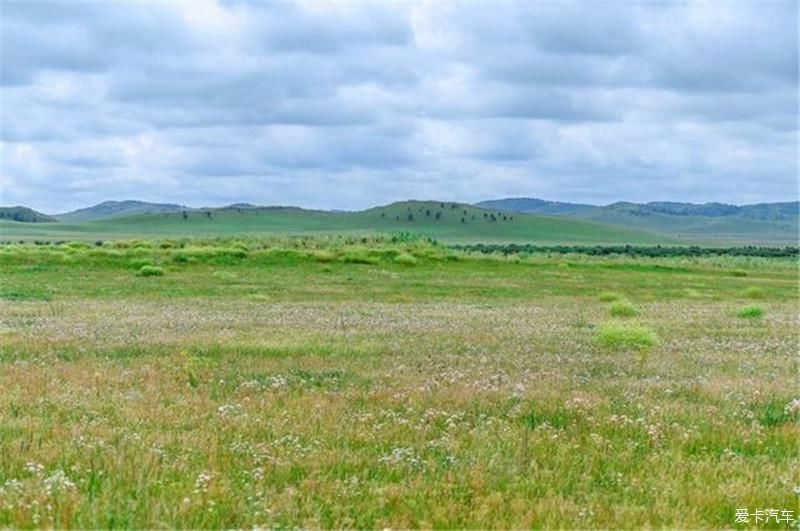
[[476, 198, 799, 244], [0, 200, 670, 244], [3, 198, 796, 244], [0, 206, 56, 223], [55, 200, 188, 221]]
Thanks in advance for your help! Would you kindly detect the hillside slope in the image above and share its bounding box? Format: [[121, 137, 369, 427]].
[[0, 206, 57, 223]]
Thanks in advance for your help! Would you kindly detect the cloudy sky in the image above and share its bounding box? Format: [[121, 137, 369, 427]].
[[1, 1, 797, 213]]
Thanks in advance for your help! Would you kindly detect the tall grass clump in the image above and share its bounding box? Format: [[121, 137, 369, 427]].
[[129, 258, 152, 269], [597, 322, 658, 351], [736, 305, 764, 319], [608, 299, 639, 317], [598, 291, 622, 302], [342, 250, 380, 265], [312, 250, 336, 263], [743, 286, 765, 299], [136, 265, 164, 277], [394, 253, 418, 266]]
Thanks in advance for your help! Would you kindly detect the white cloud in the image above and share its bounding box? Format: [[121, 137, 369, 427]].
[[1, 0, 797, 212]]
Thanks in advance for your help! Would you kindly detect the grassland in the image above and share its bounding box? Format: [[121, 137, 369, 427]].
[[0, 236, 798, 528], [0, 201, 671, 245]]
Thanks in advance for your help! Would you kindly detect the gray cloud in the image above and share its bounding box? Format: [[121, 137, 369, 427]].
[[0, 0, 797, 213]]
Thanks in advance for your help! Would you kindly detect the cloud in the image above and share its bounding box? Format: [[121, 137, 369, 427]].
[[0, 0, 797, 212]]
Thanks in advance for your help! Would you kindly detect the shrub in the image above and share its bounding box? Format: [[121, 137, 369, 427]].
[[743, 287, 765, 299], [598, 291, 621, 302], [136, 265, 164, 277], [394, 253, 418, 266], [597, 322, 658, 351], [172, 252, 190, 264], [608, 299, 639, 317], [128, 258, 152, 269], [736, 305, 764, 319]]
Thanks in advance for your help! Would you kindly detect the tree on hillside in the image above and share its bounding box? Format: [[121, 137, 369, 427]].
[[182, 211, 188, 220], [407, 213, 414, 221]]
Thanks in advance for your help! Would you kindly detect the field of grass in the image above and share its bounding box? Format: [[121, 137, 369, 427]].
[[0, 236, 798, 528], [0, 201, 671, 245]]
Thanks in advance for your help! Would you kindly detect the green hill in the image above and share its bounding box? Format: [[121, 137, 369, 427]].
[[477, 198, 799, 244], [55, 200, 187, 221], [0, 200, 670, 244], [0, 206, 56, 223], [579, 205, 798, 244]]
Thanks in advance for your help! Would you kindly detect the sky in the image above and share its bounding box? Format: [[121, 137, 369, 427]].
[[1, 1, 798, 213]]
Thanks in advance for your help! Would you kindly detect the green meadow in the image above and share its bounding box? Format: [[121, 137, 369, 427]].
[[0, 235, 797, 528]]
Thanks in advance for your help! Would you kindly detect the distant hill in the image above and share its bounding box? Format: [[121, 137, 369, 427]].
[[1, 200, 670, 245], [0, 206, 57, 223], [3, 197, 796, 244], [55, 200, 188, 221], [476, 198, 596, 216], [476, 198, 799, 244]]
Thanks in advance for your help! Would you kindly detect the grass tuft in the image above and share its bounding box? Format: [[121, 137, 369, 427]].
[[394, 253, 418, 266], [755, 399, 794, 427], [312, 250, 336, 263], [608, 299, 639, 317], [736, 305, 764, 319], [597, 322, 658, 350], [136, 265, 164, 277], [598, 291, 622, 302], [743, 286, 765, 299]]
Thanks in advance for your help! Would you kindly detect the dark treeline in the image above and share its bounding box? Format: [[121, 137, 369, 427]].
[[450, 244, 800, 258]]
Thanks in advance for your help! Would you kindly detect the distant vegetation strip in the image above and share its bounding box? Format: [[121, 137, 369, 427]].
[[451, 243, 800, 258]]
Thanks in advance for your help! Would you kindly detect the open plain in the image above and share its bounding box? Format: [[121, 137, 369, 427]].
[[0, 236, 797, 528]]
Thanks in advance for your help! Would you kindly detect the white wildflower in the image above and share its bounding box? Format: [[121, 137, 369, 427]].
[[25, 462, 45, 476], [194, 472, 212, 495], [217, 403, 244, 418], [42, 470, 76, 495]]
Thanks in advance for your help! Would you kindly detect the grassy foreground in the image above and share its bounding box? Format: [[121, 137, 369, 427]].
[[0, 236, 798, 528]]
